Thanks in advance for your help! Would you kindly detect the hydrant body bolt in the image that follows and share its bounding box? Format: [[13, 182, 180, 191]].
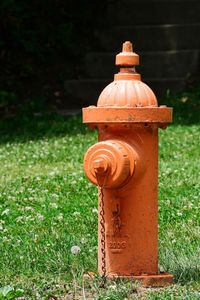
[[83, 41, 173, 287]]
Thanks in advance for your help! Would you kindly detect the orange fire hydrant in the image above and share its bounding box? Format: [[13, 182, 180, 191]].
[[83, 41, 173, 287]]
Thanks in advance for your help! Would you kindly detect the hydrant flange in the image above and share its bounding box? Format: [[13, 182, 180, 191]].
[[83, 106, 172, 126]]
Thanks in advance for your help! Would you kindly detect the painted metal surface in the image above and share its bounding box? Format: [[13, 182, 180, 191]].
[[83, 107, 172, 124], [83, 41, 173, 286]]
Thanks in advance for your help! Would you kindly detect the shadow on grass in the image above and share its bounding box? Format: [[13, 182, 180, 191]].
[[0, 87, 199, 143], [159, 87, 200, 125], [0, 113, 89, 144]]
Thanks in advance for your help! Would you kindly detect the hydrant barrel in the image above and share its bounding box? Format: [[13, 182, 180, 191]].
[[82, 41, 173, 287]]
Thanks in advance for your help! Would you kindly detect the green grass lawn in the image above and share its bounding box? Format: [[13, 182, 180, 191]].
[[0, 93, 199, 299]]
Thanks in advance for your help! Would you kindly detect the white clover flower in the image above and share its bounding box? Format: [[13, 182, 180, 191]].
[[33, 234, 39, 242], [92, 208, 98, 214], [16, 216, 23, 223], [71, 245, 81, 254], [25, 206, 33, 211], [57, 213, 63, 221], [49, 171, 56, 176], [50, 203, 58, 209], [193, 292, 200, 298], [25, 216, 34, 221], [71, 180, 77, 184], [37, 213, 44, 221], [109, 284, 117, 290], [73, 211, 80, 217], [1, 208, 10, 216], [81, 237, 87, 244], [0, 224, 3, 231], [2, 236, 10, 242], [177, 212, 183, 216], [52, 193, 59, 198]]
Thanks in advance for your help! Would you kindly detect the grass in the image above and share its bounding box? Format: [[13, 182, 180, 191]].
[[0, 89, 199, 299]]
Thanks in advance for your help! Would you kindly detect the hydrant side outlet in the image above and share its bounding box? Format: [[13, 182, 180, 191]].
[[82, 41, 173, 287]]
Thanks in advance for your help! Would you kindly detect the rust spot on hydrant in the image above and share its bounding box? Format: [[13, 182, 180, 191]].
[[112, 203, 124, 237], [82, 41, 173, 287]]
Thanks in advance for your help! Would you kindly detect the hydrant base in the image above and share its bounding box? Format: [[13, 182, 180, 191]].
[[106, 272, 173, 287], [84, 272, 173, 288]]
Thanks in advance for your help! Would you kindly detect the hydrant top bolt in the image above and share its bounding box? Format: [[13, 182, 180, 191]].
[[122, 41, 133, 52], [116, 40, 139, 66]]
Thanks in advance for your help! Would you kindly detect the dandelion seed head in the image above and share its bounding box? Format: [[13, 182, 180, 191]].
[[71, 245, 81, 254]]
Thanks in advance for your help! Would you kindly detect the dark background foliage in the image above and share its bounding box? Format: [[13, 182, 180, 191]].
[[0, 0, 108, 112]]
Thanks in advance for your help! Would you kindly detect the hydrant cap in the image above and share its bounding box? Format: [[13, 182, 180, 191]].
[[97, 41, 158, 108], [97, 80, 158, 107]]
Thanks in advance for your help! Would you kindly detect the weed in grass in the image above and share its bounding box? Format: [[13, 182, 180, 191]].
[[0, 285, 24, 299]]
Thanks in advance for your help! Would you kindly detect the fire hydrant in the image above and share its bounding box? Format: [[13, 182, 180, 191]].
[[83, 41, 173, 287]]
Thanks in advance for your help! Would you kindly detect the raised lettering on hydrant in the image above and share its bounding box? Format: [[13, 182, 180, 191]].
[[83, 41, 173, 287]]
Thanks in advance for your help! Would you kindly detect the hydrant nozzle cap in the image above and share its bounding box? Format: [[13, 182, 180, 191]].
[[116, 41, 139, 66]]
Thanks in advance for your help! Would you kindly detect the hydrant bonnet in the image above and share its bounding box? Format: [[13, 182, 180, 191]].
[[97, 41, 157, 108], [83, 41, 172, 125]]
